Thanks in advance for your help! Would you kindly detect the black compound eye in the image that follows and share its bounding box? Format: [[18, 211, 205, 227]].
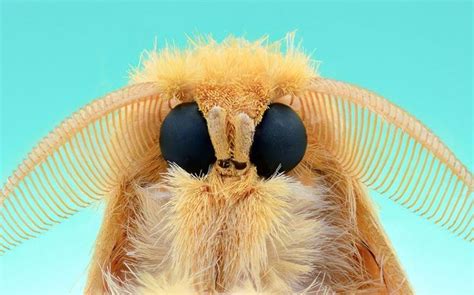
[[250, 103, 307, 178], [159, 102, 216, 175]]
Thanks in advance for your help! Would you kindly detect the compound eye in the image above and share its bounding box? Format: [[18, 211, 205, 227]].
[[250, 103, 307, 178], [159, 102, 216, 175]]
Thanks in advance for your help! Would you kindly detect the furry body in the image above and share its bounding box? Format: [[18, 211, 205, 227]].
[[87, 141, 391, 294], [85, 36, 410, 294]]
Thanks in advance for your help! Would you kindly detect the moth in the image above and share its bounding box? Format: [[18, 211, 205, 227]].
[[1, 35, 472, 294]]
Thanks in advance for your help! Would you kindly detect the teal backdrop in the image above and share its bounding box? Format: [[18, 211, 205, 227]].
[[1, 0, 472, 294]]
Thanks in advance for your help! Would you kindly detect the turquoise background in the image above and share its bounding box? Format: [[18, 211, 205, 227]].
[[0, 0, 472, 294]]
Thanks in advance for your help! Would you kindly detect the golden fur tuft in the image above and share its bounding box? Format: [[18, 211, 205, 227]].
[[130, 34, 317, 122]]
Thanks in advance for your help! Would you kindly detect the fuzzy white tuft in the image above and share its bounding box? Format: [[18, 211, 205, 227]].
[[104, 166, 373, 294]]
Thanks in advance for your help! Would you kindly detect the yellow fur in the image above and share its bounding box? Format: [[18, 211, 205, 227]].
[[130, 34, 317, 122], [85, 35, 409, 294]]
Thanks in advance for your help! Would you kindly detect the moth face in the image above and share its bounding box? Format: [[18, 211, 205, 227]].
[[159, 97, 307, 178]]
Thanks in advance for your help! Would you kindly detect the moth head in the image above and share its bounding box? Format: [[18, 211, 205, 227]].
[[159, 98, 307, 178], [151, 35, 313, 178]]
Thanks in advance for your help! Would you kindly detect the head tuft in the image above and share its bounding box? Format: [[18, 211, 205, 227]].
[[130, 34, 318, 103]]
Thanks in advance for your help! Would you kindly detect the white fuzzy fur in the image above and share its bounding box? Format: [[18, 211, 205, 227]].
[[103, 167, 367, 294]]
